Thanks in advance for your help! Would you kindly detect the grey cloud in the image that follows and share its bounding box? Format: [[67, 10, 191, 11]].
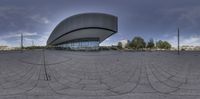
[[0, 0, 200, 46]]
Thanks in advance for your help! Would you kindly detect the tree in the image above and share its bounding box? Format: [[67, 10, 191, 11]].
[[125, 40, 131, 48], [163, 41, 171, 49], [156, 40, 163, 49], [147, 38, 155, 49], [130, 36, 146, 50], [117, 42, 123, 49], [156, 40, 171, 50]]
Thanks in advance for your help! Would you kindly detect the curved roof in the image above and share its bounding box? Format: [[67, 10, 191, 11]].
[[47, 13, 118, 45]]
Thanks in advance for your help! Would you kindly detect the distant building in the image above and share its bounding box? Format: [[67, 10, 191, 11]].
[[181, 45, 200, 51], [119, 40, 129, 48], [0, 46, 8, 50]]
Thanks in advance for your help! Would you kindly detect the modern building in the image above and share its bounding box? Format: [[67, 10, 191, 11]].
[[47, 13, 118, 50]]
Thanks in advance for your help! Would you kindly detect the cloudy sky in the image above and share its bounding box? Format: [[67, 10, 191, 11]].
[[0, 0, 200, 47]]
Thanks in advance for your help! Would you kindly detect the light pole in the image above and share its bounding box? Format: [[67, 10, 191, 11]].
[[21, 33, 23, 52], [178, 28, 180, 55], [32, 40, 34, 47]]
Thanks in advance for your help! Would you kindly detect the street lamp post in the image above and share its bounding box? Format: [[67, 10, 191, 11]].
[[21, 33, 23, 52], [178, 28, 180, 55]]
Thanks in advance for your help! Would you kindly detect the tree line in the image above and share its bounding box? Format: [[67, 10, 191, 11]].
[[118, 36, 172, 50]]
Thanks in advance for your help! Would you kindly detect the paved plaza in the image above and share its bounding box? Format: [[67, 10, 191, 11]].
[[0, 50, 200, 99]]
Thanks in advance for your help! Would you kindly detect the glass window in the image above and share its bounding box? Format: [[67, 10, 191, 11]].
[[59, 40, 99, 50]]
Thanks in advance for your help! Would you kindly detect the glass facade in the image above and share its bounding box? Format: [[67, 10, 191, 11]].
[[58, 40, 99, 50]]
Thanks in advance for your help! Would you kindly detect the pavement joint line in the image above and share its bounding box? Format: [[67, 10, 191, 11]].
[[42, 49, 50, 81]]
